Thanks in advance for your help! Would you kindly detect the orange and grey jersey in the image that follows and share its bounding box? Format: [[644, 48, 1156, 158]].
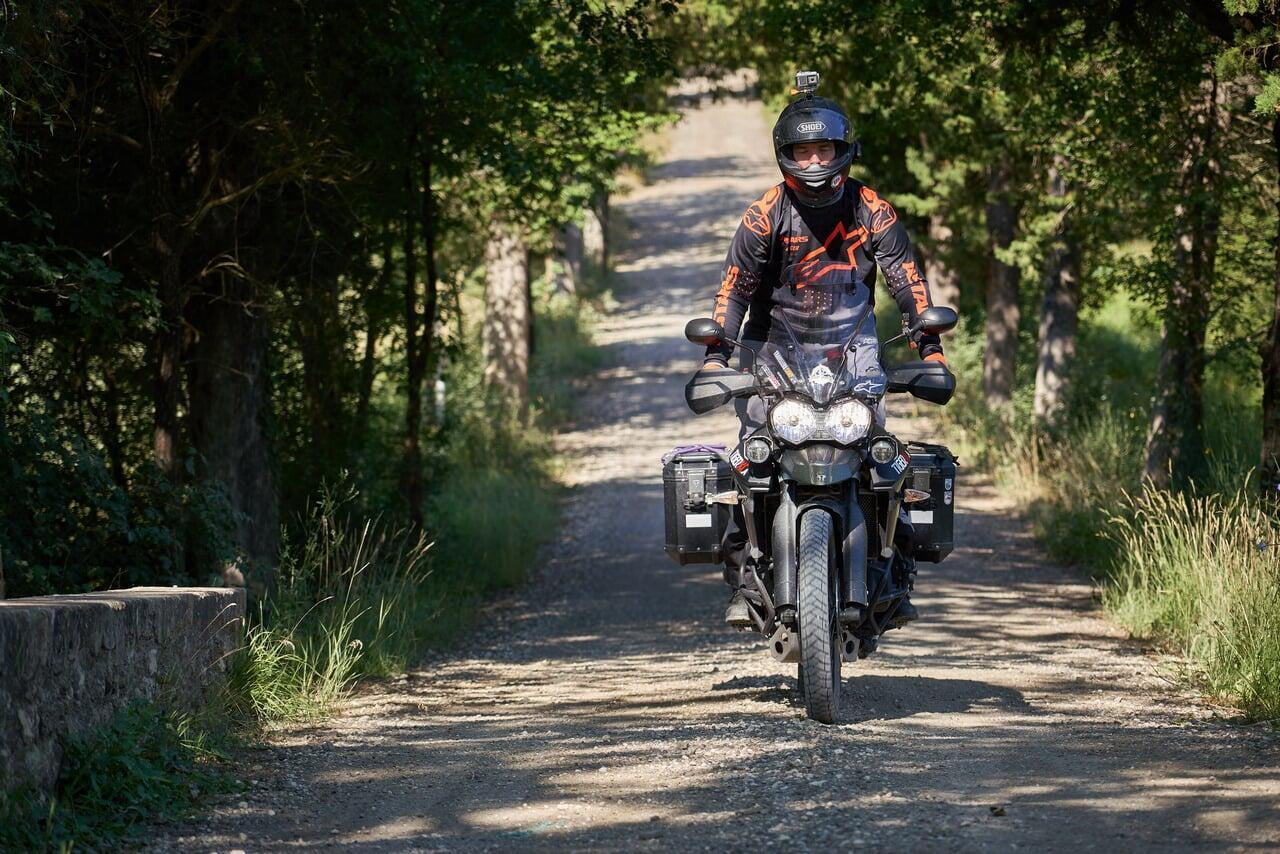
[[705, 180, 942, 364]]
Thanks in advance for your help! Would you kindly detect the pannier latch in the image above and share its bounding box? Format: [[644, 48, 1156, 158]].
[[685, 468, 707, 510]]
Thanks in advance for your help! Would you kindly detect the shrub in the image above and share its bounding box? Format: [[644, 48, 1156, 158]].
[[228, 483, 434, 724], [0, 412, 237, 597]]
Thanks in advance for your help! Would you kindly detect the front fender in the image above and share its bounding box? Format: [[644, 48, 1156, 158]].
[[791, 487, 868, 608]]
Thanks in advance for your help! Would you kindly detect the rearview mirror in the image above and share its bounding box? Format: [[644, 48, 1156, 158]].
[[685, 317, 725, 347], [910, 306, 959, 336]]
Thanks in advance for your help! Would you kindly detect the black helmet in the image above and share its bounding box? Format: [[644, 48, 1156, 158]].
[[772, 76, 860, 207]]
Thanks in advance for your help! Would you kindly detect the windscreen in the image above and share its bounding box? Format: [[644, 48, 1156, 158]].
[[756, 263, 887, 405]]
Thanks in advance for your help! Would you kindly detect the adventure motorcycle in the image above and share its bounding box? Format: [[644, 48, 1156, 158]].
[[662, 267, 958, 723]]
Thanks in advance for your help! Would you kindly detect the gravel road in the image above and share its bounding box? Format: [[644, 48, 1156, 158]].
[[156, 92, 1280, 853]]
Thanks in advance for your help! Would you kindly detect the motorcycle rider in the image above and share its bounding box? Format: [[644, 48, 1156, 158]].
[[698, 73, 949, 627]]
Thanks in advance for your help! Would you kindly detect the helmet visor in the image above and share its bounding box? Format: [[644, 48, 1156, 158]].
[[777, 140, 853, 187]]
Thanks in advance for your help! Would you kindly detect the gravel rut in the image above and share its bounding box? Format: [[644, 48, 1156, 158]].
[[157, 93, 1280, 853]]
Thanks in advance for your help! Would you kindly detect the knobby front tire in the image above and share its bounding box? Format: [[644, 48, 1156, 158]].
[[797, 509, 840, 723]]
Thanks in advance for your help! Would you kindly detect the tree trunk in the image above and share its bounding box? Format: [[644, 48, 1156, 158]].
[[923, 212, 960, 310], [1033, 162, 1081, 429], [102, 374, 127, 488], [400, 171, 424, 530], [597, 194, 610, 274], [582, 202, 606, 278], [1261, 114, 1280, 502], [483, 223, 530, 417], [1143, 71, 1225, 489], [399, 147, 441, 528], [419, 149, 441, 426], [552, 223, 581, 297], [983, 161, 1021, 408], [152, 230, 185, 479], [139, 49, 185, 483], [295, 271, 348, 479], [186, 276, 279, 589], [355, 244, 392, 450]]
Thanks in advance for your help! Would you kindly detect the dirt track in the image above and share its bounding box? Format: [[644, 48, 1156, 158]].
[[156, 93, 1280, 852]]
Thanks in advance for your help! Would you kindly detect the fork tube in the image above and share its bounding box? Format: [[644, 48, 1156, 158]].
[[842, 485, 868, 606], [881, 495, 902, 559], [772, 490, 797, 611], [741, 493, 760, 561]]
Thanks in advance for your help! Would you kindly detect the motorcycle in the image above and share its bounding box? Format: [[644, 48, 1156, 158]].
[[662, 266, 958, 723]]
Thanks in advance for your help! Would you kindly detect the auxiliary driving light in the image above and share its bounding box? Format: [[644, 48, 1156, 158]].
[[745, 437, 772, 464], [869, 438, 898, 464]]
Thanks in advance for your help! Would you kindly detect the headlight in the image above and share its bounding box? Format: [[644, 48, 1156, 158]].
[[768, 398, 873, 445], [825, 399, 874, 444], [770, 399, 819, 444]]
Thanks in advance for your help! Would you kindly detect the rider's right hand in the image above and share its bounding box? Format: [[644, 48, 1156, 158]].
[[699, 359, 732, 374]]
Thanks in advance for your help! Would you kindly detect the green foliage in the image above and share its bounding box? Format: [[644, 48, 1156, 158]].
[[0, 413, 238, 596], [0, 242, 602, 847], [1255, 73, 1280, 115], [229, 284, 593, 723], [227, 483, 434, 723], [0, 703, 237, 851], [0, 0, 672, 594], [716, 0, 1260, 400], [412, 283, 584, 603]]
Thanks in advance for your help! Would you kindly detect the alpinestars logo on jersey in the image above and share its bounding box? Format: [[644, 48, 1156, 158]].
[[742, 185, 783, 236], [791, 220, 869, 289]]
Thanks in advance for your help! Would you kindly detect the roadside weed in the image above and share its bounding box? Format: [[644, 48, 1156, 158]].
[[0, 703, 238, 851], [1104, 488, 1280, 721]]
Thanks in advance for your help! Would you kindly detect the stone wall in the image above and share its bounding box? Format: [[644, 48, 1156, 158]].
[[0, 587, 245, 793]]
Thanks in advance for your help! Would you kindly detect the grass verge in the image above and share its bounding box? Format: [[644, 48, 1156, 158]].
[[1104, 488, 1280, 720], [937, 294, 1277, 721]]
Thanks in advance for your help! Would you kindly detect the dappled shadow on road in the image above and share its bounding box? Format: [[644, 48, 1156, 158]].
[[233, 395, 1279, 848], [647, 155, 754, 182], [710, 673, 1030, 723], [234, 463, 1280, 849], [244, 640, 1279, 851]]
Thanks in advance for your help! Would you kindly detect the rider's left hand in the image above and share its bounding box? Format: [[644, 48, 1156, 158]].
[[924, 352, 949, 368]]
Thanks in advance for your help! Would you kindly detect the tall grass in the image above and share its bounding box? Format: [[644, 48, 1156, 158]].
[[1105, 488, 1280, 720], [227, 483, 434, 724], [229, 282, 596, 727], [937, 292, 1278, 720]]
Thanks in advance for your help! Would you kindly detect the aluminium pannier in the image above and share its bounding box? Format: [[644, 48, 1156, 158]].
[[904, 442, 957, 563], [662, 445, 735, 565]]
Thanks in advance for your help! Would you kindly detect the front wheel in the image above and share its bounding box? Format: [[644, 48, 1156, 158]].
[[797, 510, 840, 723]]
